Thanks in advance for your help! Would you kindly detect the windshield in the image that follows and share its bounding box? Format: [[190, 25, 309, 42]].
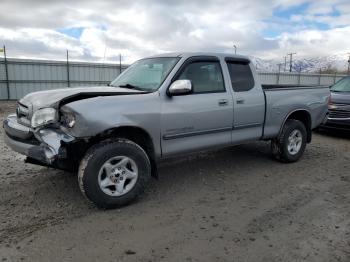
[[110, 57, 180, 91], [331, 77, 350, 92]]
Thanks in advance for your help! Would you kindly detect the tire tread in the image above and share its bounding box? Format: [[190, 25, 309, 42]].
[[271, 119, 307, 163], [78, 138, 151, 208]]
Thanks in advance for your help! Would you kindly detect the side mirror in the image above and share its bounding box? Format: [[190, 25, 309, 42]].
[[167, 80, 192, 96]]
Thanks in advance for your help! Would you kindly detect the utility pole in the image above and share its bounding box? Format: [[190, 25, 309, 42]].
[[233, 44, 237, 55], [284, 56, 287, 72], [347, 53, 350, 75], [287, 52, 296, 72]]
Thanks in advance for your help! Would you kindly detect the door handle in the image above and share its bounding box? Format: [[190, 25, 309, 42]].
[[218, 99, 228, 106], [236, 98, 245, 104]]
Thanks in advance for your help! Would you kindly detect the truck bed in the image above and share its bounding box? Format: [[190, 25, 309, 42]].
[[262, 86, 330, 140]]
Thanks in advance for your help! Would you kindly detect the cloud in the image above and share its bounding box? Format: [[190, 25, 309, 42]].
[[0, 0, 349, 64], [276, 26, 350, 58]]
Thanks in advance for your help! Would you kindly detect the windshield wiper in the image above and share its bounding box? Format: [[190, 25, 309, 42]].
[[117, 83, 144, 91]]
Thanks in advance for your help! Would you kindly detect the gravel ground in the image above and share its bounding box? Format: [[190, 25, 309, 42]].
[[0, 101, 349, 262]]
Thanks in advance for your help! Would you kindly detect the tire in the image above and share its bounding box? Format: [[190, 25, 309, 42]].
[[78, 139, 151, 209], [271, 119, 307, 163]]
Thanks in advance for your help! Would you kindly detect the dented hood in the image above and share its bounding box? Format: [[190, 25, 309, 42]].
[[19, 86, 147, 111]]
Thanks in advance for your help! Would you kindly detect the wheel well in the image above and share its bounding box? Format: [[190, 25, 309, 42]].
[[90, 126, 158, 178], [285, 110, 312, 143]]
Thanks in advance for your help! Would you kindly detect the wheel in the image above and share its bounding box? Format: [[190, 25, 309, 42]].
[[78, 139, 151, 209], [271, 119, 307, 163]]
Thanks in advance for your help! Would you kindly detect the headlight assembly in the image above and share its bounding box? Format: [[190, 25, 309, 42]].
[[31, 108, 58, 128]]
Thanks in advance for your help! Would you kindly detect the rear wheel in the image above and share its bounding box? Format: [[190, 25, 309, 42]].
[[78, 139, 151, 209], [271, 119, 307, 163]]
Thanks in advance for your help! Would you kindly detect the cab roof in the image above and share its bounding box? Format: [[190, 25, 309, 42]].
[[147, 52, 250, 61]]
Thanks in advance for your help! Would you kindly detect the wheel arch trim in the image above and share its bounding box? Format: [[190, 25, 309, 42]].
[[279, 109, 312, 143]]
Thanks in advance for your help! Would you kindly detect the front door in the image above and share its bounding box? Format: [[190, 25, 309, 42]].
[[161, 57, 233, 156]]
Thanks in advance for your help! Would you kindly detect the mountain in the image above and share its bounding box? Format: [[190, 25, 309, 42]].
[[250, 55, 349, 73]]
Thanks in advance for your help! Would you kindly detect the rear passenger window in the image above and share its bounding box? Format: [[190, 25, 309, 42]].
[[177, 61, 225, 93], [226, 62, 255, 92]]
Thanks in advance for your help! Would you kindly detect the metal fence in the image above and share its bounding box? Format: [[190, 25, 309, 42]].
[[0, 58, 347, 100], [258, 71, 346, 86], [0, 58, 126, 100]]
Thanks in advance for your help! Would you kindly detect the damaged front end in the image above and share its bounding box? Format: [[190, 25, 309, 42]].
[[3, 86, 149, 171], [3, 114, 80, 171]]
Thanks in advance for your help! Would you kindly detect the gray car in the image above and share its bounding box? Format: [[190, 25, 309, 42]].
[[3, 52, 330, 208]]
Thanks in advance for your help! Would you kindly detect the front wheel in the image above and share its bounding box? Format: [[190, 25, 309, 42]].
[[271, 119, 307, 163], [78, 139, 151, 209]]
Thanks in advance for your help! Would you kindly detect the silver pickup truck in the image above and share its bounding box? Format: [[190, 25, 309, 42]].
[[3, 52, 329, 208]]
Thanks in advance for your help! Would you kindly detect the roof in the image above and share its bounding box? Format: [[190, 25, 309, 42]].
[[147, 52, 250, 60]]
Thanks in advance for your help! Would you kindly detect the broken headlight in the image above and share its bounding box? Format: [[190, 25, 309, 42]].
[[31, 108, 58, 128]]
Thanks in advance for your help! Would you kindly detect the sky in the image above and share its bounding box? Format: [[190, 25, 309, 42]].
[[1, 0, 350, 64]]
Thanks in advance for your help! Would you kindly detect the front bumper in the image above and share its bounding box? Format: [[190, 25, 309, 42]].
[[320, 116, 350, 130], [3, 114, 75, 167]]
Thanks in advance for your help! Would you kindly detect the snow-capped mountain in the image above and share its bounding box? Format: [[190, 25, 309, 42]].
[[250, 54, 349, 73]]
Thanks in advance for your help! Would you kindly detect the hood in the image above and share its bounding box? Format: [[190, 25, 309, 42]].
[[19, 86, 147, 111], [330, 91, 350, 105]]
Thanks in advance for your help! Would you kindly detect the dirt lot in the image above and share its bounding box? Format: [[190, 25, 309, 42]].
[[0, 101, 349, 262]]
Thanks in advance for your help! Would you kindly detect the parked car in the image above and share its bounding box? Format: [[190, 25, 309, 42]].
[[321, 76, 350, 130], [3, 52, 330, 208]]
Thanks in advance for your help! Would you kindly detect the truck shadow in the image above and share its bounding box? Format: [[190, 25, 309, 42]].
[[154, 141, 274, 190]]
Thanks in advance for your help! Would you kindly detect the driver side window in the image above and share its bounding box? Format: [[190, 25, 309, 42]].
[[177, 61, 225, 94]]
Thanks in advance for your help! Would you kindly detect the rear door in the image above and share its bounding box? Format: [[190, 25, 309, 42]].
[[161, 56, 233, 156], [225, 58, 265, 143]]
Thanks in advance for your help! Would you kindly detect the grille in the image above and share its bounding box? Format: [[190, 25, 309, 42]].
[[329, 109, 350, 119]]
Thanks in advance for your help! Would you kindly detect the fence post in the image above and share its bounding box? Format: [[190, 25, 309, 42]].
[[333, 72, 337, 84], [119, 54, 122, 74], [318, 68, 321, 85], [66, 50, 70, 87], [3, 46, 10, 100]]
